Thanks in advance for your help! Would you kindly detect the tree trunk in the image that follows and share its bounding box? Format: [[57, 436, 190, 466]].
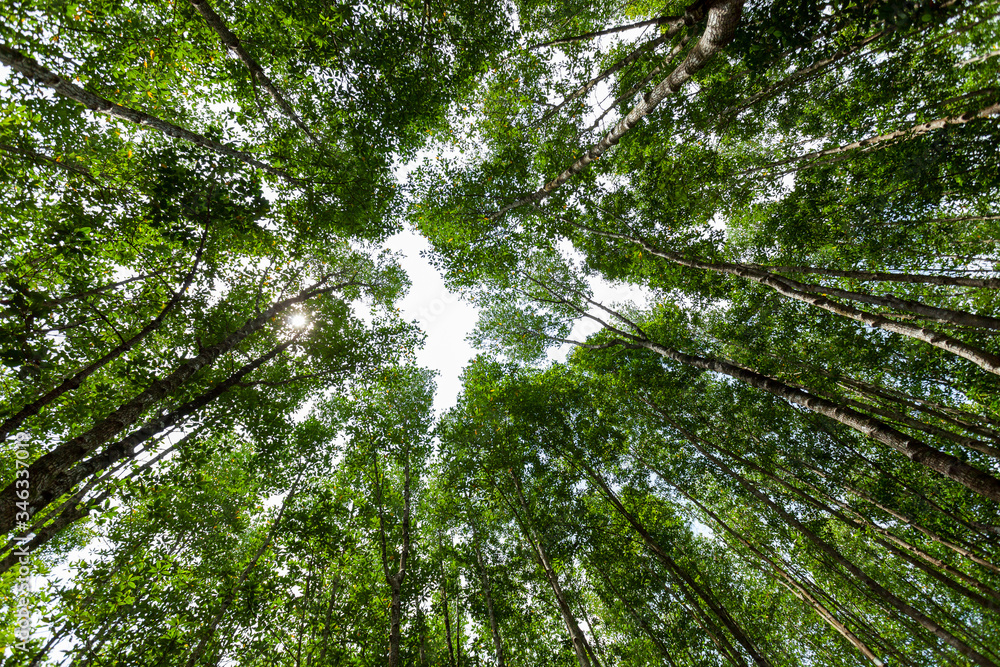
[[510, 474, 597, 667], [747, 263, 1000, 290], [0, 276, 350, 534], [0, 44, 295, 180], [0, 236, 206, 444], [655, 412, 999, 667], [494, 0, 743, 217]]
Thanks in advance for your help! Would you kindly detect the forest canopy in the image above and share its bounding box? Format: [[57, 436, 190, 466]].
[[1, 0, 999, 665]]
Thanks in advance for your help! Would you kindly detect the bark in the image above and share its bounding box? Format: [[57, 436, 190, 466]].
[[186, 0, 321, 147], [0, 235, 207, 444], [577, 459, 769, 667], [528, 14, 685, 49], [747, 263, 1000, 290], [184, 468, 304, 667], [0, 276, 352, 534], [662, 477, 885, 666], [0, 44, 295, 180], [589, 559, 680, 667], [831, 391, 1000, 460], [469, 517, 506, 667], [537, 30, 677, 127], [751, 102, 1000, 176], [510, 475, 597, 667], [653, 411, 999, 667], [494, 0, 743, 217], [0, 432, 188, 575]]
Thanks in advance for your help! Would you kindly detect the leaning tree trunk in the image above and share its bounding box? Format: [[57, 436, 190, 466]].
[[0, 235, 207, 444], [653, 410, 999, 667], [509, 475, 598, 667], [494, 0, 744, 217], [0, 44, 295, 180], [0, 276, 349, 534]]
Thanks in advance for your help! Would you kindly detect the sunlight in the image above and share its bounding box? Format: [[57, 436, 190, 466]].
[[289, 314, 308, 328]]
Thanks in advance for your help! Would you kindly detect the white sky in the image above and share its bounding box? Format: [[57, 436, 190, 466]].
[[384, 228, 480, 414]]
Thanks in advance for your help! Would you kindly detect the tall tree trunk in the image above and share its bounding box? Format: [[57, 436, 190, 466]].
[[652, 409, 999, 667], [0, 234, 207, 444], [494, 0, 743, 217], [186, 0, 322, 147], [667, 480, 886, 666], [746, 263, 1000, 290], [0, 44, 295, 180], [588, 225, 1000, 334], [509, 474, 597, 667], [0, 276, 352, 533]]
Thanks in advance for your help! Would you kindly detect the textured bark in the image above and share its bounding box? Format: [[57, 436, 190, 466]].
[[184, 468, 303, 667], [752, 102, 1000, 176], [510, 475, 597, 667], [654, 411, 999, 667], [531, 275, 1000, 502], [529, 14, 685, 49], [0, 277, 350, 533], [187, 0, 321, 147], [0, 44, 295, 180], [579, 459, 769, 667], [0, 432, 189, 576], [494, 0, 743, 217], [0, 237, 206, 444]]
